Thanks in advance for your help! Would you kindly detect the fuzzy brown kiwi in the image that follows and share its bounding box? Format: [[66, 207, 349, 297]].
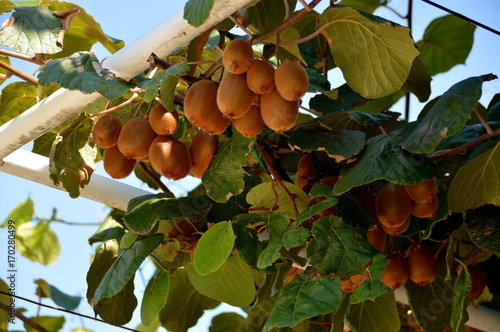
[[404, 178, 438, 203], [375, 182, 412, 228], [149, 104, 179, 135], [92, 114, 122, 148], [217, 72, 255, 119], [274, 59, 309, 101], [246, 59, 275, 94], [260, 88, 299, 133], [184, 80, 231, 135], [103, 145, 136, 179], [117, 117, 157, 159], [407, 245, 438, 286], [381, 253, 409, 289], [149, 135, 191, 180], [295, 154, 317, 190], [222, 39, 254, 74], [232, 105, 267, 137], [411, 195, 439, 218], [189, 130, 219, 178]]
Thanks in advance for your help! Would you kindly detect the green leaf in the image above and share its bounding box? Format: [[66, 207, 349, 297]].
[[48, 113, 96, 198], [0, 6, 62, 54], [451, 261, 471, 332], [402, 74, 497, 154], [48, 284, 81, 311], [119, 231, 138, 248], [247, 181, 309, 219], [2, 197, 33, 226], [465, 205, 500, 255], [141, 270, 169, 327], [293, 198, 338, 226], [94, 234, 163, 305], [337, 0, 388, 13], [334, 135, 435, 195], [16, 221, 59, 265], [210, 312, 245, 332], [0, 1, 14, 13], [88, 209, 125, 245], [279, 27, 307, 65], [331, 294, 350, 332], [140, 62, 190, 102], [402, 57, 432, 102], [264, 274, 342, 330], [346, 291, 400, 332], [25, 316, 65, 332], [160, 75, 179, 112], [289, 128, 365, 163], [417, 14, 476, 76], [306, 216, 376, 278], [38, 51, 132, 99], [246, 0, 297, 34], [203, 131, 254, 203], [257, 212, 289, 269], [448, 141, 500, 212], [183, 0, 214, 27], [159, 268, 220, 332], [350, 253, 390, 303], [0, 82, 37, 126], [86, 240, 137, 326], [282, 227, 310, 250], [124, 195, 211, 235], [319, 8, 419, 99], [306, 68, 331, 92], [194, 221, 235, 275], [189, 256, 255, 307], [309, 83, 366, 114]]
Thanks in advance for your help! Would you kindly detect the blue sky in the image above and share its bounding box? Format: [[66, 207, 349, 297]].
[[1, 0, 499, 331]]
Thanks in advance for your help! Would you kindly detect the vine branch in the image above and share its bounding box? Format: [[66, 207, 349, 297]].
[[0, 59, 38, 84], [90, 93, 139, 117], [0, 301, 48, 332], [431, 128, 500, 160], [0, 48, 46, 65], [474, 106, 493, 134]]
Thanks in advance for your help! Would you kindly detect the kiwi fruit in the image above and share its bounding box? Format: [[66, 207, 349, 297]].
[[184, 80, 231, 135], [92, 114, 122, 148], [380, 216, 410, 236], [222, 39, 254, 74], [411, 195, 439, 218], [468, 265, 487, 299], [103, 145, 136, 179], [189, 130, 219, 178], [217, 72, 255, 119], [117, 117, 157, 159], [366, 223, 386, 252], [232, 105, 266, 137], [375, 182, 412, 228], [404, 178, 438, 203], [407, 245, 438, 286], [246, 59, 275, 94], [260, 88, 299, 133], [149, 135, 191, 180], [274, 59, 309, 101], [295, 154, 317, 190], [381, 253, 409, 289], [149, 104, 179, 135]]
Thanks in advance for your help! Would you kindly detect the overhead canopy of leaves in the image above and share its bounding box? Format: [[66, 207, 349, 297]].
[[319, 7, 419, 99]]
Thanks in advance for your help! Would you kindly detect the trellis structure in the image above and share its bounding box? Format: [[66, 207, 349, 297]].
[[0, 1, 500, 330]]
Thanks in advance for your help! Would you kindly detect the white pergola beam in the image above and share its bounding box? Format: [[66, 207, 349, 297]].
[[0, 0, 254, 160]]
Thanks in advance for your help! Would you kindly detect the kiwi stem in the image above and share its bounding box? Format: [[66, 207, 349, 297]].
[[0, 48, 46, 65], [378, 125, 388, 135], [90, 93, 139, 117], [300, 105, 321, 116], [283, 0, 291, 20], [256, 139, 300, 217], [0, 59, 38, 85], [474, 106, 493, 134], [137, 161, 173, 195], [227, 15, 253, 38], [278, 23, 331, 46], [431, 127, 500, 160], [433, 239, 448, 259]]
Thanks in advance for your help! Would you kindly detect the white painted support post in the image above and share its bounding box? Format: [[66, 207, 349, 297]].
[[0, 149, 152, 211], [0, 0, 254, 161]]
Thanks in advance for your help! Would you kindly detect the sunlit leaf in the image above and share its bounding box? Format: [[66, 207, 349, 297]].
[[2, 197, 34, 226], [0, 82, 37, 126], [141, 270, 169, 327], [209, 312, 245, 332], [337, 0, 388, 13], [16, 221, 59, 265], [194, 221, 235, 275], [183, 0, 214, 27], [140, 62, 190, 102], [25, 316, 65, 332], [246, 0, 297, 34]]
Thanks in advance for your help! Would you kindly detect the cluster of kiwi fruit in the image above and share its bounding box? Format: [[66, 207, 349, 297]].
[[184, 38, 309, 137], [92, 105, 218, 181]]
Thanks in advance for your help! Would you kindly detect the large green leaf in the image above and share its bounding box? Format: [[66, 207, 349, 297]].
[[346, 291, 400, 332], [141, 270, 169, 327], [34, 279, 81, 311], [448, 141, 500, 212], [417, 14, 476, 76], [257, 212, 289, 269], [203, 131, 254, 203], [193, 221, 235, 275], [124, 195, 212, 235], [159, 268, 220, 332], [306, 216, 377, 278], [337, 0, 388, 13], [293, 198, 338, 226], [350, 253, 390, 303], [402, 57, 432, 102], [38, 51, 132, 99], [246, 181, 309, 219], [210, 312, 245, 332], [264, 274, 342, 330], [0, 6, 62, 54], [188, 256, 255, 307], [465, 205, 500, 255], [25, 316, 65, 332], [402, 74, 497, 154], [246, 0, 297, 34], [289, 128, 365, 162], [16, 221, 59, 265], [333, 135, 435, 195], [94, 234, 163, 305], [319, 7, 419, 99], [0, 82, 37, 126], [309, 83, 366, 114], [2, 197, 34, 226], [279, 27, 307, 65], [86, 240, 137, 326], [48, 113, 96, 198], [183, 0, 214, 27]]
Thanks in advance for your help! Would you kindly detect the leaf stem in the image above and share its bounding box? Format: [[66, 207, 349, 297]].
[[474, 106, 493, 134], [378, 125, 388, 135], [297, 0, 313, 11], [0, 292, 140, 332], [0, 48, 46, 65], [278, 22, 331, 46], [0, 301, 48, 332], [0, 59, 38, 84], [431, 128, 500, 160], [385, 5, 406, 20], [137, 161, 173, 195]]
